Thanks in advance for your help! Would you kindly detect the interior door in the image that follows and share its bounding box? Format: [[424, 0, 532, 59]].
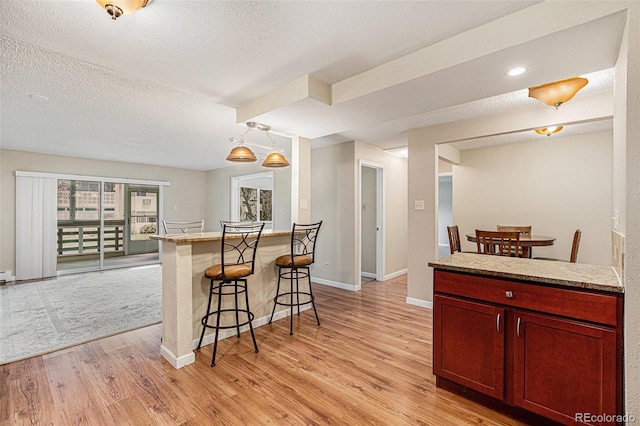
[[125, 185, 159, 255]]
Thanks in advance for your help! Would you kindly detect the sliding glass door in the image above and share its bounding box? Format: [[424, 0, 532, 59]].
[[56, 180, 160, 273]]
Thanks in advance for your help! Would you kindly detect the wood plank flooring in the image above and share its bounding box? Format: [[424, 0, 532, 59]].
[[0, 275, 528, 425]]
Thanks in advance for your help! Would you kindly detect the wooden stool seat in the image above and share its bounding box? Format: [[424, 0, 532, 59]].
[[275, 254, 313, 267], [204, 264, 252, 280]]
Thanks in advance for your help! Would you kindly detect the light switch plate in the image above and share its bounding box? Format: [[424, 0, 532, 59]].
[[414, 200, 425, 211], [300, 199, 309, 209]]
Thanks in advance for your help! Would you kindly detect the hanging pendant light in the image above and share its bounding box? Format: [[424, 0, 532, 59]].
[[528, 77, 588, 108], [534, 125, 564, 136], [96, 0, 150, 20], [226, 122, 289, 168]]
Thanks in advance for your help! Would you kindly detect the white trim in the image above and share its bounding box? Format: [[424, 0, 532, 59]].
[[312, 277, 360, 292], [15, 170, 170, 186], [361, 272, 376, 279], [384, 269, 408, 281], [406, 297, 433, 309], [160, 345, 196, 369]]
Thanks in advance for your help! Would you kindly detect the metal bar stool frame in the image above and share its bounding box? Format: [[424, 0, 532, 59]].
[[269, 221, 323, 335], [197, 222, 265, 366]]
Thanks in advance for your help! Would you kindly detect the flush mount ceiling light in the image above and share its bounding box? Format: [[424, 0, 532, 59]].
[[535, 125, 564, 136], [227, 122, 289, 168], [96, 0, 150, 20], [528, 77, 588, 108], [508, 67, 526, 76]]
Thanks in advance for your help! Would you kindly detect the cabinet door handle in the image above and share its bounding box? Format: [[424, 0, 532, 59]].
[[496, 313, 501, 333], [505, 291, 513, 299], [517, 317, 522, 337]]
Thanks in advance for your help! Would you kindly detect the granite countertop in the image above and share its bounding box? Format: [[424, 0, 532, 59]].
[[428, 253, 623, 293], [149, 229, 291, 243]]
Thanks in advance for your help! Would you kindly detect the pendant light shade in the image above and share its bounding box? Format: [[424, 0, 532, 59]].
[[535, 125, 563, 136], [528, 77, 588, 108], [262, 151, 290, 168], [96, 0, 150, 20], [226, 145, 257, 162]]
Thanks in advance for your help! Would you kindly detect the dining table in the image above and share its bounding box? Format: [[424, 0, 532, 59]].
[[465, 233, 556, 258]]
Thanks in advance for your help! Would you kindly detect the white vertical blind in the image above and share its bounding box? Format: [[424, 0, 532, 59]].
[[15, 176, 58, 280]]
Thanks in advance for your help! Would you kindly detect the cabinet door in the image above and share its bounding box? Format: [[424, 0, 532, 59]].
[[434, 295, 505, 399], [513, 311, 617, 425]]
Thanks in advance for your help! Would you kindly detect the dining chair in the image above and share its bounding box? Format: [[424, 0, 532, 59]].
[[497, 225, 531, 256], [162, 220, 204, 235], [447, 225, 475, 255], [475, 230, 521, 257], [535, 229, 581, 263]]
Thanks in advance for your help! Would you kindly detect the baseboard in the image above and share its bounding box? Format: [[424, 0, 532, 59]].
[[193, 307, 312, 348], [160, 344, 196, 369], [312, 277, 359, 292], [384, 269, 407, 281], [0, 270, 14, 283], [406, 297, 433, 309]]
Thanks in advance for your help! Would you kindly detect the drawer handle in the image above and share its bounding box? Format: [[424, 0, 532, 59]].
[[496, 313, 501, 333], [517, 317, 522, 337], [505, 291, 514, 299]]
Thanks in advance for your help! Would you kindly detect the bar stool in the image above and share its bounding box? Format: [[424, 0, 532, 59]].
[[269, 221, 322, 335], [196, 222, 265, 366]]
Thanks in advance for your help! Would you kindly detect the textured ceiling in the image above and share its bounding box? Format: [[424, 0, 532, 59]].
[[0, 1, 626, 171]]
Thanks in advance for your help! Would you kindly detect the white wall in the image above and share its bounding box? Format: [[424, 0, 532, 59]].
[[310, 143, 356, 287], [615, 2, 640, 415], [454, 132, 612, 265], [205, 163, 291, 231], [0, 149, 207, 274]]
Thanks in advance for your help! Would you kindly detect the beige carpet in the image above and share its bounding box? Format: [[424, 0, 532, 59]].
[[0, 265, 161, 364]]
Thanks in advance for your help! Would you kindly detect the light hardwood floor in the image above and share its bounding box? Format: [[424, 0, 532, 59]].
[[1, 275, 527, 425]]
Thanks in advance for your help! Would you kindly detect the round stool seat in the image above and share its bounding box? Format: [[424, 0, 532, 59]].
[[275, 254, 313, 267], [204, 263, 252, 280]]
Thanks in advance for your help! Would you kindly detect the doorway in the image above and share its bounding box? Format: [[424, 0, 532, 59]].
[[359, 161, 384, 285], [438, 174, 453, 257]]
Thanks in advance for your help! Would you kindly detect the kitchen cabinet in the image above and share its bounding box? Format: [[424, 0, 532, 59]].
[[432, 268, 623, 426]]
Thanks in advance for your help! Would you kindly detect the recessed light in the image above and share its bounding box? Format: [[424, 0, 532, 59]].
[[508, 67, 526, 77], [29, 94, 50, 102]]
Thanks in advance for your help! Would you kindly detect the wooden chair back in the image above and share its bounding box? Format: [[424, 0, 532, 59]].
[[570, 229, 581, 263], [447, 225, 462, 254], [476, 230, 521, 257], [496, 225, 532, 236]]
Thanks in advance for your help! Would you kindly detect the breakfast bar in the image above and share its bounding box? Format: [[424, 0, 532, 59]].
[[428, 253, 623, 425], [150, 230, 293, 369]]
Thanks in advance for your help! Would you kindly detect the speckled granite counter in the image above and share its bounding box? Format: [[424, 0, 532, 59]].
[[149, 229, 292, 243], [428, 253, 622, 293]]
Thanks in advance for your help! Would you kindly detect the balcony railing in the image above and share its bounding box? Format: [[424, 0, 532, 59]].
[[57, 220, 125, 256]]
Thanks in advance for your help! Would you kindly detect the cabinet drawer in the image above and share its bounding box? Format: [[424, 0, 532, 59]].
[[434, 270, 618, 326]]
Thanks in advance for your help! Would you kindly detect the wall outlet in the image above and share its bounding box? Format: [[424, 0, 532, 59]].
[[414, 200, 425, 211], [324, 262, 331, 267], [173, 205, 178, 211]]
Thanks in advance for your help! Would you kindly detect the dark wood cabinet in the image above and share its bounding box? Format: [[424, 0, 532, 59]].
[[434, 295, 505, 399], [433, 269, 623, 426]]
